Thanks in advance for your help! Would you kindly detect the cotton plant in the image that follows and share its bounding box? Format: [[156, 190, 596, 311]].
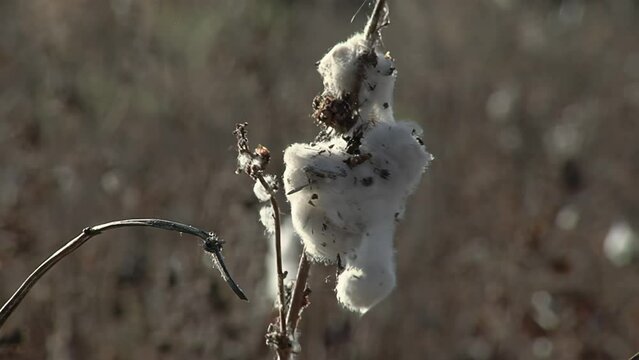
[[283, 10, 433, 313], [233, 2, 431, 358]]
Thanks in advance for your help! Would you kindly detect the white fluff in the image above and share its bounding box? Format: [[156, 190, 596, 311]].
[[284, 32, 432, 314], [317, 33, 397, 127], [284, 122, 431, 313], [284, 123, 431, 263], [253, 174, 277, 202], [335, 221, 397, 314], [317, 33, 367, 98], [259, 205, 276, 234]]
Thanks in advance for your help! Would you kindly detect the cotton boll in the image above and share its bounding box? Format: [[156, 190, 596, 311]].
[[336, 223, 397, 314], [317, 33, 367, 97], [284, 141, 368, 262], [283, 121, 431, 266], [317, 32, 397, 128], [287, 28, 432, 313], [284, 121, 431, 310]]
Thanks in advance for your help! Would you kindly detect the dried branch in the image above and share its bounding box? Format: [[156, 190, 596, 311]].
[[364, 0, 388, 47], [286, 253, 311, 333], [233, 123, 291, 355], [0, 218, 247, 330], [256, 173, 288, 344]]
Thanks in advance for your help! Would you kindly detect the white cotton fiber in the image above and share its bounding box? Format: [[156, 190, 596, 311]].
[[259, 205, 276, 234], [283, 140, 363, 262], [254, 182, 271, 202], [284, 122, 430, 262], [317, 33, 397, 127], [284, 31, 432, 313], [253, 174, 278, 203], [284, 121, 430, 313], [317, 33, 367, 98], [335, 222, 397, 314]]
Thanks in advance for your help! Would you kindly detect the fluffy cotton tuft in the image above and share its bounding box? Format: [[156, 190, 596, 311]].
[[317, 33, 367, 97], [285, 31, 432, 313], [335, 222, 397, 314], [317, 33, 397, 127], [284, 122, 431, 263], [259, 205, 276, 234], [253, 174, 278, 202]]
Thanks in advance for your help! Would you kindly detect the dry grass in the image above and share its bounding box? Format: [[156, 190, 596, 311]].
[[1, 1, 639, 359]]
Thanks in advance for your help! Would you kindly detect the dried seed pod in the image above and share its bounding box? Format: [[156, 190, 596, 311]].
[[312, 94, 357, 133]]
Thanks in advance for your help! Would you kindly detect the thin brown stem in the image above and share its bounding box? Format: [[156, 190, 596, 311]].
[[276, 254, 311, 360], [0, 218, 247, 330], [364, 0, 387, 47], [286, 253, 311, 333], [256, 174, 288, 344]]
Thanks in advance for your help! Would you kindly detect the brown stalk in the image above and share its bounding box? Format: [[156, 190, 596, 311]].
[[364, 0, 388, 47], [286, 253, 311, 333], [256, 174, 288, 345]]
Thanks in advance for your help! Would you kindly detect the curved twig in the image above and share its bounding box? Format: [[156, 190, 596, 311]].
[[0, 218, 247, 330]]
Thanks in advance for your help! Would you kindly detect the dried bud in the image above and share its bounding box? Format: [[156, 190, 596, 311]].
[[255, 145, 271, 164], [312, 94, 357, 133]]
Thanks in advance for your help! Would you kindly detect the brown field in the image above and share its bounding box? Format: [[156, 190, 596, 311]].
[[1, 1, 639, 359]]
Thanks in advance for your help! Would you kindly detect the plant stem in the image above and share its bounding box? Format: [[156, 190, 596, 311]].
[[0, 218, 247, 330], [276, 253, 312, 360], [256, 175, 288, 344], [364, 0, 387, 46], [286, 253, 311, 333]]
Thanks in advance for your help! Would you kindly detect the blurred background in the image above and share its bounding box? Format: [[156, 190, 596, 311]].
[[1, 0, 639, 359]]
